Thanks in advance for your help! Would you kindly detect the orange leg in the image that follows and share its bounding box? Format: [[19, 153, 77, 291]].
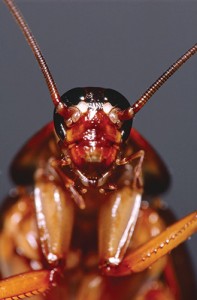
[[34, 165, 75, 267], [0, 269, 59, 299], [98, 150, 145, 269], [49, 157, 86, 209], [100, 210, 197, 276], [0, 164, 75, 299]]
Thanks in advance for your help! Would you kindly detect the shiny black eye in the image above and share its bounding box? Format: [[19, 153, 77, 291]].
[[61, 88, 86, 106], [53, 111, 65, 141], [54, 88, 86, 140], [104, 89, 130, 110], [104, 89, 133, 141]]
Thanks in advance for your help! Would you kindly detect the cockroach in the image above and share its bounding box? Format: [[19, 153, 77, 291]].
[[0, 0, 196, 299]]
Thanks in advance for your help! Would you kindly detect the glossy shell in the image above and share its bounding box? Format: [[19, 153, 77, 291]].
[[10, 123, 170, 196]]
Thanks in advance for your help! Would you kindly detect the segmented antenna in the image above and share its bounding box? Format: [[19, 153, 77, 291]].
[[131, 43, 197, 114], [4, 0, 197, 118], [4, 0, 61, 107]]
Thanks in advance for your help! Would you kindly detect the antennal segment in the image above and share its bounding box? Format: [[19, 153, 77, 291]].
[[132, 43, 197, 115], [4, 0, 61, 107]]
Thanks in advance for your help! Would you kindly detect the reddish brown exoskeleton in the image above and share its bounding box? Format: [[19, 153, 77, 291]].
[[0, 0, 196, 299]]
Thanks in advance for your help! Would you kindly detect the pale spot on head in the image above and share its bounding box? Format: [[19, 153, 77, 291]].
[[76, 101, 89, 113], [103, 102, 113, 114]]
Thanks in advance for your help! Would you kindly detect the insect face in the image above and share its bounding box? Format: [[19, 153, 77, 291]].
[[1, 2, 197, 299], [54, 87, 133, 183]]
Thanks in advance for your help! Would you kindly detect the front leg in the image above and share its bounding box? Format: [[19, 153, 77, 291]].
[[98, 151, 144, 268], [0, 165, 75, 300], [101, 210, 197, 276], [98, 150, 197, 278], [0, 187, 64, 300], [98, 186, 142, 268], [34, 165, 75, 268]]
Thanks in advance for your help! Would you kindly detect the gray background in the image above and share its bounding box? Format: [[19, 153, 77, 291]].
[[0, 0, 196, 280]]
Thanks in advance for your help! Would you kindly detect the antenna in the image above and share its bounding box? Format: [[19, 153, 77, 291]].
[[4, 0, 61, 108], [131, 44, 197, 115]]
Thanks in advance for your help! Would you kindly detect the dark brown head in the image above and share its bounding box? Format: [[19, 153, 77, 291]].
[[54, 87, 133, 180]]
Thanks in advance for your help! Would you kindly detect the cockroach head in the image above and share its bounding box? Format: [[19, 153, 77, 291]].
[[53, 87, 134, 142]]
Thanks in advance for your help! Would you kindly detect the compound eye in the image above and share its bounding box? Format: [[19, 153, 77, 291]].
[[54, 106, 81, 141], [54, 110, 65, 141], [65, 107, 81, 127], [61, 87, 86, 106], [107, 106, 133, 142], [108, 108, 122, 127], [103, 89, 133, 140], [121, 118, 133, 141], [103, 104, 133, 141]]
